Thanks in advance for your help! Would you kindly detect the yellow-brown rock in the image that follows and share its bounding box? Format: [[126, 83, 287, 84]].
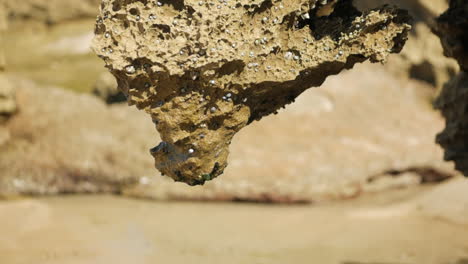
[[92, 0, 411, 185]]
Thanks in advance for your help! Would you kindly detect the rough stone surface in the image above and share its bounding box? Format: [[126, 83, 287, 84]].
[[93, 0, 411, 185], [434, 0, 468, 176]]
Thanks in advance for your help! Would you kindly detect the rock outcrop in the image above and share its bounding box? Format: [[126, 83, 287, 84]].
[[93, 0, 412, 185], [434, 0, 468, 176], [0, 78, 154, 196]]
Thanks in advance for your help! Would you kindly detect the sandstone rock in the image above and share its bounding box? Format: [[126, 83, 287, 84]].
[[93, 0, 411, 185], [0, 78, 154, 197], [92, 72, 126, 104], [434, 0, 468, 176]]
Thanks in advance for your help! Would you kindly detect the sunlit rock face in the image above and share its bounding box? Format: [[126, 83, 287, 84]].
[[434, 0, 468, 176], [93, 0, 411, 185]]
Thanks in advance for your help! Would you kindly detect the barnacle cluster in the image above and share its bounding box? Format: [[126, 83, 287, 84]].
[[93, 0, 411, 185]]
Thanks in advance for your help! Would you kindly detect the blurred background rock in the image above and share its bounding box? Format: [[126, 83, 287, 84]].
[[433, 0, 468, 178], [0, 0, 461, 201], [4, 0, 100, 25], [356, 0, 459, 90], [0, 1, 467, 263]]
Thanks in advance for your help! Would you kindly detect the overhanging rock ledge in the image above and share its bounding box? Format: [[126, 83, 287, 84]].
[[92, 0, 411, 185]]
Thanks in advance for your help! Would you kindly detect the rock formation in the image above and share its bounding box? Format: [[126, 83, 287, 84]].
[[92, 0, 411, 185], [433, 0, 468, 176], [0, 78, 152, 197]]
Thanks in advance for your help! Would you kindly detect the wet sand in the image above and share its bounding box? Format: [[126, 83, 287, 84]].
[[1, 181, 467, 264]]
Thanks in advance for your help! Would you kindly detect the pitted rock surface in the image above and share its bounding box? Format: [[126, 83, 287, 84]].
[[434, 0, 468, 176], [92, 0, 411, 185]]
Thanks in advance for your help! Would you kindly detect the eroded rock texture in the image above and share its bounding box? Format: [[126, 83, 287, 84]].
[[93, 0, 411, 185], [434, 0, 468, 176]]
